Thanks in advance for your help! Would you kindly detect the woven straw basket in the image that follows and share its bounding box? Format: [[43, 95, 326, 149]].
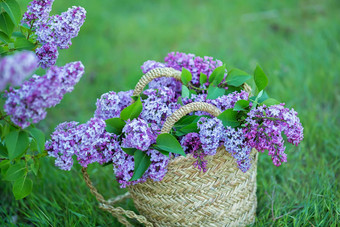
[[82, 68, 258, 226]]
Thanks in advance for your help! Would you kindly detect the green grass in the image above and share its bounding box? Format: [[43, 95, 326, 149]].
[[1, 0, 340, 226]]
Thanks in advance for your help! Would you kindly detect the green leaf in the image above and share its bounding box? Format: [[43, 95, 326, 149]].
[[226, 68, 252, 87], [152, 145, 170, 156], [181, 68, 192, 85], [129, 150, 151, 182], [200, 73, 207, 85], [254, 65, 268, 91], [0, 31, 10, 43], [0, 143, 8, 158], [234, 100, 250, 111], [174, 115, 200, 128], [0, 0, 21, 26], [14, 37, 35, 51], [258, 90, 269, 103], [217, 109, 240, 128], [208, 65, 226, 85], [4, 162, 26, 181], [174, 123, 198, 136], [156, 133, 186, 156], [207, 85, 226, 99], [262, 98, 281, 106], [121, 147, 136, 156], [13, 175, 33, 200], [105, 118, 126, 135], [30, 160, 39, 176], [120, 97, 143, 121], [0, 12, 15, 36], [27, 128, 45, 153], [6, 131, 29, 160], [225, 85, 242, 95], [181, 85, 190, 98]]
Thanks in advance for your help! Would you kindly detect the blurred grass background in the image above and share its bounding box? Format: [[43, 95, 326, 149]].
[[1, 0, 340, 226]]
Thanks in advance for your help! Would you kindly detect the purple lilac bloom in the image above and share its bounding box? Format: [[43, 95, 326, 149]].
[[0, 51, 38, 90], [46, 118, 116, 170], [112, 148, 170, 188], [141, 60, 182, 95], [197, 117, 224, 156], [94, 90, 133, 120], [36, 6, 86, 49], [223, 126, 252, 172], [141, 87, 180, 129], [121, 118, 156, 151], [22, 0, 55, 29], [243, 104, 304, 166], [4, 61, 84, 128], [164, 52, 224, 86], [181, 132, 207, 172], [35, 43, 59, 69]]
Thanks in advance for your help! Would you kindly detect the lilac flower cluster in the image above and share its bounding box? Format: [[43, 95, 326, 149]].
[[36, 6, 86, 49], [113, 147, 169, 188], [94, 90, 133, 120], [181, 133, 207, 172], [22, 1, 86, 68], [122, 118, 156, 151], [46, 118, 116, 170], [141, 87, 180, 129], [22, 0, 54, 29], [4, 61, 84, 128], [223, 127, 252, 172], [197, 117, 224, 156], [165, 52, 224, 86], [243, 104, 304, 166], [140, 52, 224, 95], [0, 51, 38, 90]]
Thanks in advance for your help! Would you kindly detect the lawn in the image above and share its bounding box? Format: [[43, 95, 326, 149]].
[[1, 0, 339, 226]]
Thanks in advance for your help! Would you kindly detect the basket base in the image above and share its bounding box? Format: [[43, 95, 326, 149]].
[[129, 148, 258, 226]]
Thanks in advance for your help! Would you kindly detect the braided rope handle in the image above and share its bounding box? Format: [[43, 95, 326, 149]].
[[161, 102, 222, 134], [82, 67, 252, 226]]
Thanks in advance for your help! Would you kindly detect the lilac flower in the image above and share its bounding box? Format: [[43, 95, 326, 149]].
[[0, 51, 38, 90], [4, 61, 84, 128], [197, 117, 224, 156], [94, 90, 133, 120], [46, 118, 116, 170], [22, 0, 55, 29], [165, 52, 224, 86], [141, 60, 165, 74], [112, 148, 170, 188], [36, 6, 86, 49], [141, 88, 180, 128], [35, 43, 59, 69], [223, 126, 252, 172], [122, 118, 156, 151], [181, 133, 207, 172], [243, 104, 304, 166]]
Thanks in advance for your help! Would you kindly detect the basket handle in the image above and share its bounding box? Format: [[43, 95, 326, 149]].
[[132, 67, 252, 97], [160, 102, 222, 134], [132, 67, 181, 96], [82, 168, 153, 227]]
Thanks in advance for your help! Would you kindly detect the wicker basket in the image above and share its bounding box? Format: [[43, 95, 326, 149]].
[[82, 68, 258, 226]]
